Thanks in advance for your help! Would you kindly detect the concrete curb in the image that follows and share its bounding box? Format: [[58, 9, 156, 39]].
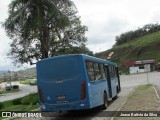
[[153, 85, 160, 100]]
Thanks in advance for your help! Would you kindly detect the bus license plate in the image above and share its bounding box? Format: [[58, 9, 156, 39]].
[[57, 96, 65, 99]]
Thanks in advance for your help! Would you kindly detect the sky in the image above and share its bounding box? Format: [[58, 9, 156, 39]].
[[1, 0, 160, 71]]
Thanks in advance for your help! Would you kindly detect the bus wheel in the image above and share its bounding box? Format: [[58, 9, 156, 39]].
[[113, 95, 118, 100], [102, 93, 108, 110]]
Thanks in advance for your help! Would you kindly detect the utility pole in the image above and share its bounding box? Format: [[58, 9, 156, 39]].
[[144, 64, 150, 85]]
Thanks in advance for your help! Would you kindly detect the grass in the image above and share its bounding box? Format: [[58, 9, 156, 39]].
[[136, 84, 152, 90], [114, 85, 160, 119], [0, 93, 39, 111], [125, 84, 159, 108], [115, 31, 160, 49], [1, 104, 38, 111], [20, 79, 32, 84], [128, 84, 155, 101], [0, 93, 39, 119], [0, 89, 20, 95]]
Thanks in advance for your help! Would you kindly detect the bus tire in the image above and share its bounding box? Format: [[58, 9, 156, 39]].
[[113, 95, 118, 100], [102, 93, 108, 110]]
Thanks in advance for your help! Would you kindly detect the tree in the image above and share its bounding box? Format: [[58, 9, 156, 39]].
[[54, 43, 93, 56], [3, 0, 89, 65]]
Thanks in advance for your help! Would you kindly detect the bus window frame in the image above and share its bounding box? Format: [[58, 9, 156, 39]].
[[85, 60, 106, 82], [85, 60, 95, 82], [93, 62, 101, 81], [108, 66, 117, 79]]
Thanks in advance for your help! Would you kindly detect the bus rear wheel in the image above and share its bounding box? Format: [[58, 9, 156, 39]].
[[102, 93, 108, 110]]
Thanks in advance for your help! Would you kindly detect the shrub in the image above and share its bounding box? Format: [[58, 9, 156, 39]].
[[14, 93, 38, 105], [21, 97, 31, 105], [0, 102, 4, 110], [30, 94, 38, 105], [12, 98, 21, 105], [12, 85, 19, 89]]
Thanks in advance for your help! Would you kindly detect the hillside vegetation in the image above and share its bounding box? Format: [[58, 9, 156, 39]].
[[115, 23, 160, 46], [16, 68, 36, 77], [96, 31, 160, 67]]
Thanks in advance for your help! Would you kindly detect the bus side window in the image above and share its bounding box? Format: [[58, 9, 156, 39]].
[[93, 62, 101, 80], [99, 63, 106, 80], [86, 61, 95, 81], [109, 66, 114, 79], [104, 65, 108, 79], [113, 67, 116, 78], [109, 66, 116, 79]]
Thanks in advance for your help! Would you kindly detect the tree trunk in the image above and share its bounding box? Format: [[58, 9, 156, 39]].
[[40, 30, 49, 59]]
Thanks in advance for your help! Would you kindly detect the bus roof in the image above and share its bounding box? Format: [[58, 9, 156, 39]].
[[37, 54, 117, 66]]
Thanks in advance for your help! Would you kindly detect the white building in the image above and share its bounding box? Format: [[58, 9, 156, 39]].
[[122, 60, 155, 74]]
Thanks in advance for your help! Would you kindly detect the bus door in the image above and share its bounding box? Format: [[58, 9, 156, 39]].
[[115, 67, 121, 93], [104, 65, 112, 98]]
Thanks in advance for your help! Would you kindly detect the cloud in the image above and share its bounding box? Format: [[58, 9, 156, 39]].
[[84, 16, 131, 53], [74, 0, 160, 54], [1, 0, 160, 70]]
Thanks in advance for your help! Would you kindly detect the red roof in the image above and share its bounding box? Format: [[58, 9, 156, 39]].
[[122, 60, 155, 66], [122, 61, 136, 66]]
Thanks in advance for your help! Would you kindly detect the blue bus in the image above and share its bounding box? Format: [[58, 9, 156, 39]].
[[36, 54, 121, 111]]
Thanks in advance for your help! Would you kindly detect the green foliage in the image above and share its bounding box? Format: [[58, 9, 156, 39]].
[[3, 0, 89, 66], [21, 93, 38, 105], [55, 43, 93, 56], [115, 31, 160, 49], [0, 102, 4, 110], [0, 93, 39, 112], [21, 97, 31, 105], [30, 94, 38, 105], [12, 98, 21, 105], [11, 93, 38, 105], [115, 23, 160, 46], [20, 79, 32, 84], [21, 79, 36, 84]]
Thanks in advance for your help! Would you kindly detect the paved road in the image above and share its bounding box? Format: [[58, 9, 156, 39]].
[[0, 82, 37, 102], [120, 71, 160, 87]]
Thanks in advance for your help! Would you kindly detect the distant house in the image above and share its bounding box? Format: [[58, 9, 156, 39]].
[[122, 60, 156, 74]]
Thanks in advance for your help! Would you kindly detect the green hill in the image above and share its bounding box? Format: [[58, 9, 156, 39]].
[[95, 31, 160, 70], [16, 67, 36, 79]]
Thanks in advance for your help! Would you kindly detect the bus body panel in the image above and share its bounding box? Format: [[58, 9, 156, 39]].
[[88, 80, 108, 108], [110, 77, 118, 97]]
